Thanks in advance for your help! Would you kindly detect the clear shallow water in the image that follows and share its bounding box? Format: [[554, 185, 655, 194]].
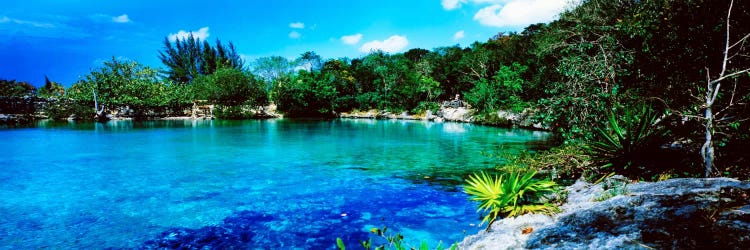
[[0, 119, 552, 249]]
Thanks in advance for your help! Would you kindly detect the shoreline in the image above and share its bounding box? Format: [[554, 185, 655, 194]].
[[1, 106, 551, 132]]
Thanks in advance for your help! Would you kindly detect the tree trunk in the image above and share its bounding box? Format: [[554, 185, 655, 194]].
[[699, 0, 749, 177], [701, 104, 714, 177], [92, 89, 108, 122]]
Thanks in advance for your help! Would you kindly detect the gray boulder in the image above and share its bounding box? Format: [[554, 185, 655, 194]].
[[460, 177, 750, 250]]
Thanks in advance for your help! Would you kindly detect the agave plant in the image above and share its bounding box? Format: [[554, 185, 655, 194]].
[[588, 104, 664, 174], [464, 171, 559, 230]]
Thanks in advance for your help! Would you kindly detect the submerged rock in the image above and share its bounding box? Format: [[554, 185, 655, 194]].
[[460, 177, 750, 249], [140, 211, 273, 249]]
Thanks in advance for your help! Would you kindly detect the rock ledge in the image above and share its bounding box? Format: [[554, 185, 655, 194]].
[[460, 177, 750, 249]]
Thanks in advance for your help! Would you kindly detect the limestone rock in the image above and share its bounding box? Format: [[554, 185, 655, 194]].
[[438, 107, 472, 123], [460, 177, 750, 250]]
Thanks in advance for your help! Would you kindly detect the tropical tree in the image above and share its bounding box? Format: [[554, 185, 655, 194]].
[[295, 51, 323, 72], [251, 56, 294, 91], [159, 34, 243, 84], [695, 0, 750, 177], [38, 76, 65, 98], [0, 79, 36, 98], [192, 67, 267, 107], [69, 57, 168, 119], [465, 62, 528, 112]]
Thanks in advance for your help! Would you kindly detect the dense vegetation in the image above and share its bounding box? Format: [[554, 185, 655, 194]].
[[1, 0, 748, 179]]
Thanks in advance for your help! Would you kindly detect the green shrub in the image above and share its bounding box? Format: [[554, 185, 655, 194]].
[[411, 101, 440, 115], [464, 171, 559, 230], [498, 145, 593, 181], [587, 104, 666, 177]]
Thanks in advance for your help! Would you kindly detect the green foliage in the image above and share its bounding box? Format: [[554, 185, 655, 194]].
[[337, 226, 457, 250], [411, 101, 440, 115], [588, 105, 666, 176], [63, 58, 196, 119], [159, 35, 243, 84], [252, 56, 294, 91], [464, 171, 559, 230], [192, 67, 267, 107], [38, 76, 65, 98], [0, 79, 36, 98], [42, 99, 94, 120], [336, 238, 346, 250], [273, 70, 339, 116], [465, 62, 528, 113], [498, 145, 593, 181]]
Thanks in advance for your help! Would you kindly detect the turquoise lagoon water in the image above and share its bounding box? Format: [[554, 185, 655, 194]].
[[0, 119, 552, 249]]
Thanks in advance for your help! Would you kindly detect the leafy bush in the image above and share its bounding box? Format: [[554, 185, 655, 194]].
[[0, 79, 36, 98], [464, 171, 559, 230], [498, 144, 593, 181], [465, 62, 528, 113], [411, 101, 440, 115], [588, 105, 666, 177], [193, 67, 267, 107]]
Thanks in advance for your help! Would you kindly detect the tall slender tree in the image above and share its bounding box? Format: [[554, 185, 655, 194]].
[[159, 34, 243, 84]]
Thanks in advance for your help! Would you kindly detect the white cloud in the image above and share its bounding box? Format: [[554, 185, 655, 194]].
[[112, 14, 131, 23], [453, 30, 465, 41], [289, 22, 305, 29], [442, 0, 506, 10], [168, 27, 210, 41], [473, 0, 568, 27], [289, 31, 301, 39], [359, 35, 409, 53], [341, 33, 363, 45], [441, 0, 465, 10], [0, 16, 55, 28]]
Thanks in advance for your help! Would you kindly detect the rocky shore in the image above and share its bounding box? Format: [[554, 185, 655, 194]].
[[459, 176, 750, 249], [338, 107, 547, 130]]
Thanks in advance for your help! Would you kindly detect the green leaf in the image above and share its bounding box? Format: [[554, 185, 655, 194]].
[[336, 238, 346, 250], [420, 241, 429, 250]]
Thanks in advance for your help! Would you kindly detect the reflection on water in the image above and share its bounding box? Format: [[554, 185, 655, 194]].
[[1, 119, 554, 249]]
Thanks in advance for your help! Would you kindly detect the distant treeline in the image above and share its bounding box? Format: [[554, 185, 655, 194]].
[[2, 0, 749, 173]]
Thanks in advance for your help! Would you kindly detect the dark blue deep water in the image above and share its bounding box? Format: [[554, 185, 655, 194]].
[[0, 119, 551, 249]]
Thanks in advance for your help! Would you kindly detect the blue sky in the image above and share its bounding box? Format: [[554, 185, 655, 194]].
[[0, 0, 572, 86]]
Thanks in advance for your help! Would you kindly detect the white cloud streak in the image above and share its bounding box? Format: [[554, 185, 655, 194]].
[[341, 33, 363, 45], [112, 14, 131, 23], [289, 30, 301, 39], [168, 27, 210, 41], [453, 30, 465, 41], [0, 15, 55, 28], [442, 0, 505, 10], [289, 22, 305, 29], [441, 0, 464, 10], [359, 35, 409, 53]]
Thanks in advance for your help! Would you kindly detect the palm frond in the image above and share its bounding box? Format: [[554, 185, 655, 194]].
[[464, 171, 559, 230]]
